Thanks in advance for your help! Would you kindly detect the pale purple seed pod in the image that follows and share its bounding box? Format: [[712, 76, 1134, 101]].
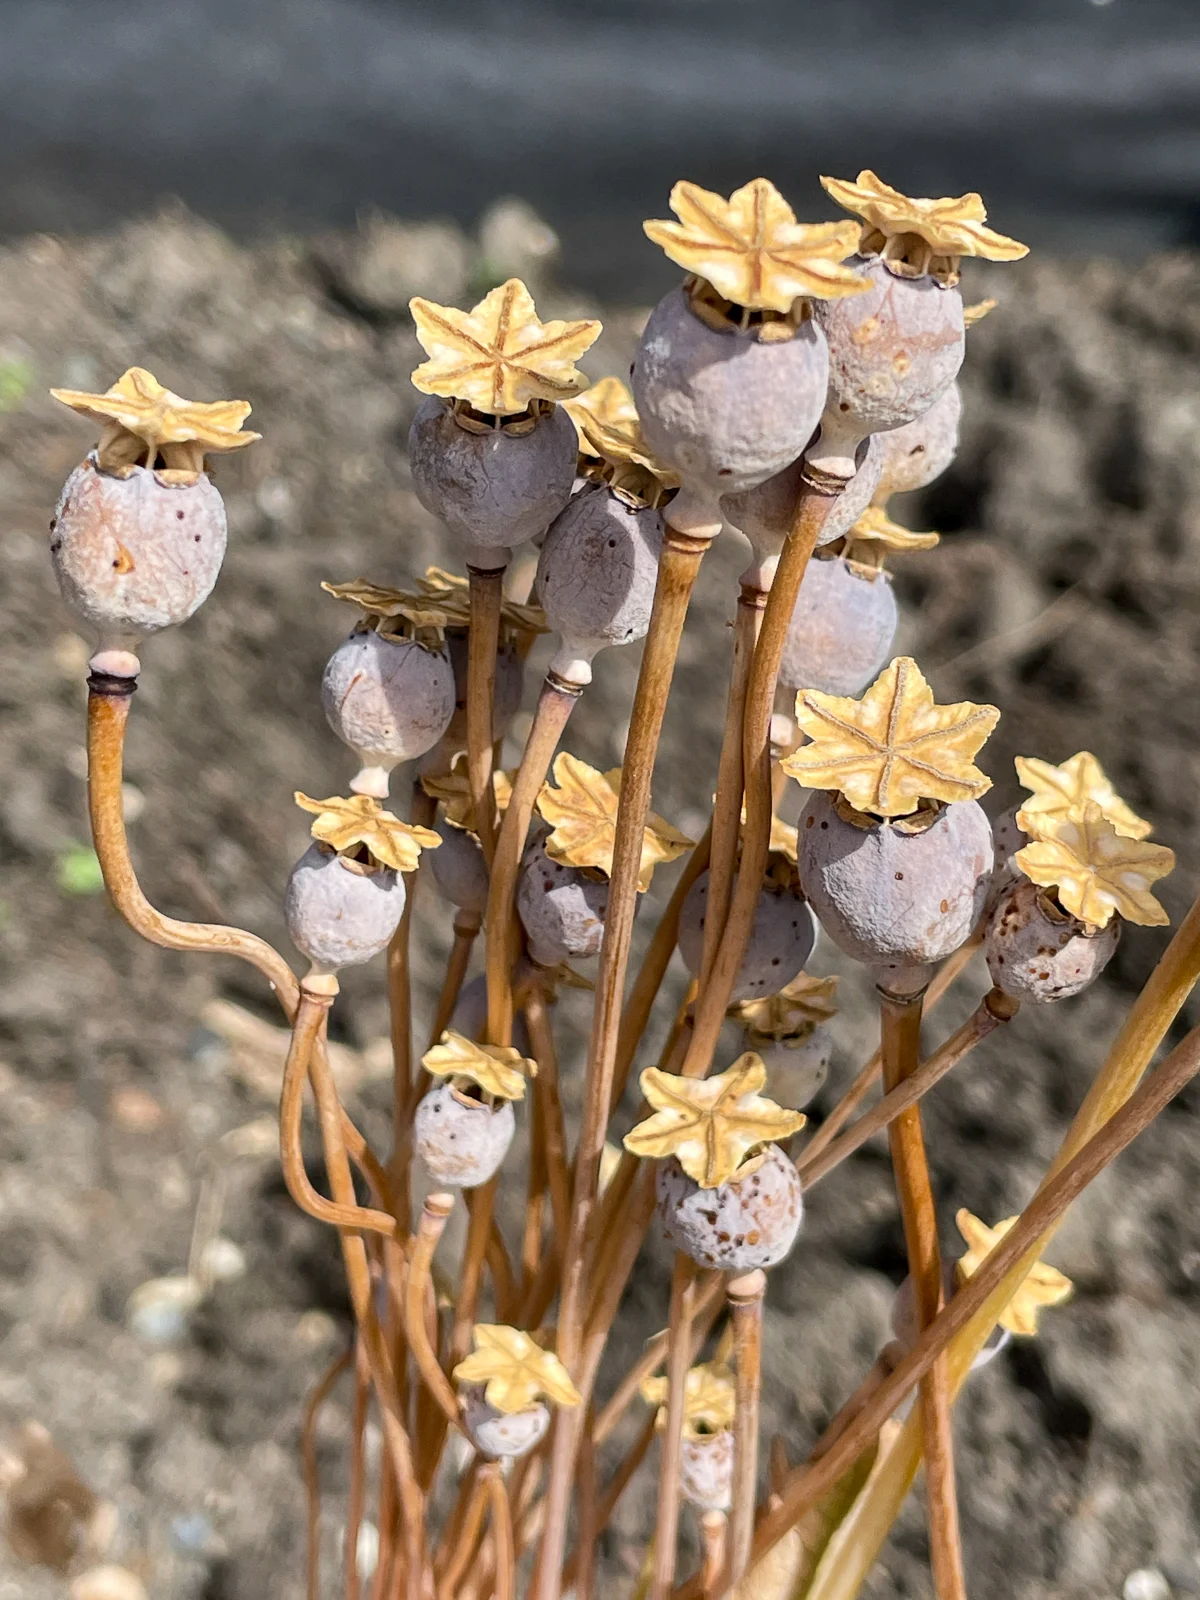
[[680, 1429, 735, 1512], [444, 628, 525, 747], [984, 804, 1024, 917], [51, 456, 227, 670], [875, 381, 962, 500], [429, 820, 488, 914], [656, 1145, 803, 1272], [632, 288, 829, 540], [516, 843, 610, 966], [449, 975, 533, 1057], [413, 1082, 515, 1188], [986, 877, 1120, 1004], [677, 871, 816, 1003], [891, 1263, 1009, 1371], [744, 1025, 833, 1111], [284, 844, 405, 972], [778, 557, 898, 697], [535, 483, 663, 684], [799, 791, 994, 969], [721, 433, 884, 567], [810, 258, 965, 479], [408, 397, 578, 567], [322, 631, 456, 799], [459, 1387, 549, 1460]]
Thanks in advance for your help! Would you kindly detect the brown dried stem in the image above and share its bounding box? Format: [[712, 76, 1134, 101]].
[[523, 984, 573, 1250], [437, 1468, 491, 1600], [726, 1269, 767, 1584], [467, 565, 505, 865], [301, 1345, 352, 1600], [451, 1177, 502, 1369], [428, 909, 482, 1050], [652, 1255, 700, 1599], [700, 1511, 728, 1599], [593, 1272, 725, 1446], [488, 1462, 517, 1600], [404, 1192, 463, 1460], [344, 1341, 371, 1600]]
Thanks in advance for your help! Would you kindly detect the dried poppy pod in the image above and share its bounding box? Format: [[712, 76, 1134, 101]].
[[517, 837, 612, 966], [732, 973, 840, 1111], [414, 1031, 535, 1187], [49, 367, 259, 676], [407, 279, 601, 567], [680, 1428, 736, 1512], [625, 1054, 806, 1272], [809, 172, 1027, 478], [284, 794, 438, 976], [633, 179, 866, 539], [421, 766, 512, 913], [452, 1324, 581, 1460], [786, 658, 1000, 974], [676, 867, 816, 1004], [448, 974, 532, 1058], [874, 381, 962, 501], [642, 1359, 737, 1512], [720, 431, 883, 573], [986, 877, 1120, 1005]]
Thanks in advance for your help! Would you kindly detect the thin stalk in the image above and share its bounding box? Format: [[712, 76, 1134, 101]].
[[404, 1192, 463, 1457], [437, 1470, 491, 1600], [301, 1346, 352, 1600], [575, 1410, 600, 1600], [427, 909, 481, 1050], [523, 985, 572, 1250], [593, 1272, 724, 1446], [345, 1341, 371, 1600], [387, 786, 436, 1235], [369, 1467, 396, 1600], [700, 1512, 727, 1600], [808, 1342, 906, 1463], [467, 565, 505, 865], [726, 1269, 766, 1584], [487, 1463, 516, 1600], [652, 1255, 699, 1600], [879, 987, 964, 1600], [563, 1413, 657, 1591], [451, 1177, 500, 1368]]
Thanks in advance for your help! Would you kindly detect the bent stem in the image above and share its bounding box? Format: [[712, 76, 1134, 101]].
[[467, 565, 505, 865], [405, 1191, 463, 1480], [727, 1269, 767, 1585], [652, 1255, 699, 1600]]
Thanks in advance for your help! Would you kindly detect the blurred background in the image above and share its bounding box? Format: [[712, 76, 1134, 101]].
[[2, 3, 1200, 1598]]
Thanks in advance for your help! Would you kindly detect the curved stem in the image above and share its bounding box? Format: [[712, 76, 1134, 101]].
[[301, 1345, 352, 1600], [404, 1191, 463, 1439], [726, 1269, 766, 1585], [437, 1469, 491, 1600], [467, 566, 505, 866]]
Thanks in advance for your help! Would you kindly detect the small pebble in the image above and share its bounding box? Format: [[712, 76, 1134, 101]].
[[126, 1275, 203, 1344], [197, 1236, 246, 1283], [71, 1568, 148, 1600], [1125, 1570, 1172, 1600], [109, 1085, 165, 1132]]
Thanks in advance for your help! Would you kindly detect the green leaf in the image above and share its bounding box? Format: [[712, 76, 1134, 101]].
[[55, 843, 104, 896]]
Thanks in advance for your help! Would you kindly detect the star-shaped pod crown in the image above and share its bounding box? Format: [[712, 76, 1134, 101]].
[[563, 376, 678, 503], [1014, 802, 1174, 929], [821, 170, 1027, 284], [1014, 752, 1150, 841], [732, 973, 840, 1045], [294, 792, 440, 873], [535, 754, 693, 894], [409, 278, 601, 418], [322, 574, 547, 644], [641, 1358, 736, 1440], [644, 178, 866, 314], [846, 506, 941, 559], [452, 1324, 582, 1415], [51, 366, 260, 477], [421, 1030, 536, 1102], [783, 657, 999, 820], [623, 1053, 805, 1189], [421, 759, 514, 832], [955, 1210, 1073, 1337]]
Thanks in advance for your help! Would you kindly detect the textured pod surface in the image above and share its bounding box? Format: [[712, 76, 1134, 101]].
[[51, 458, 227, 648], [449, 974, 532, 1057], [778, 557, 898, 696], [891, 1263, 1009, 1372], [408, 396, 578, 560], [632, 288, 829, 518], [656, 1144, 803, 1271], [680, 1428, 735, 1512], [516, 843, 609, 965], [722, 432, 883, 557], [459, 1387, 549, 1459], [986, 876, 1119, 1004], [747, 1025, 833, 1110], [445, 628, 525, 746], [799, 791, 993, 967], [536, 483, 663, 680], [413, 1082, 515, 1187], [284, 844, 405, 971], [677, 871, 816, 1003], [876, 380, 962, 499], [428, 819, 488, 913], [984, 803, 1024, 916], [322, 631, 455, 790]]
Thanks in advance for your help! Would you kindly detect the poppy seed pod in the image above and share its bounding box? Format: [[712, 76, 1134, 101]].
[[632, 288, 829, 539], [516, 841, 610, 966], [778, 556, 898, 697], [984, 803, 1024, 916], [428, 818, 488, 913], [284, 843, 406, 972], [51, 457, 228, 671], [680, 1429, 735, 1512], [799, 790, 994, 969], [721, 432, 883, 569], [875, 381, 962, 500], [986, 876, 1120, 1004], [459, 1387, 549, 1460], [744, 1026, 833, 1111], [322, 630, 456, 798], [656, 1145, 803, 1272], [444, 628, 525, 747], [413, 1082, 516, 1187], [535, 482, 663, 684], [891, 1262, 1009, 1372], [810, 258, 965, 479], [677, 871, 816, 1003], [449, 975, 532, 1058], [408, 397, 579, 568]]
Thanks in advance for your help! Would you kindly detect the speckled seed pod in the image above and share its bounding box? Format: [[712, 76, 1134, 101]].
[[778, 557, 898, 697], [459, 1387, 549, 1459], [810, 257, 965, 478], [413, 1082, 516, 1188], [875, 381, 962, 500], [721, 433, 883, 563], [799, 791, 993, 970], [632, 288, 829, 538], [516, 842, 610, 966], [284, 844, 405, 972], [745, 1026, 833, 1110], [449, 975, 533, 1057], [535, 483, 663, 683], [891, 1263, 1009, 1371], [677, 872, 816, 1004], [680, 1429, 735, 1512], [429, 819, 488, 913], [51, 457, 227, 666], [984, 804, 1023, 916], [656, 1145, 803, 1272], [408, 396, 579, 567], [322, 631, 456, 798], [444, 629, 525, 747], [986, 876, 1119, 1004]]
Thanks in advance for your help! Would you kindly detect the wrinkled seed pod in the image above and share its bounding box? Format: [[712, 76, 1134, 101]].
[[875, 381, 962, 500], [322, 630, 456, 797], [891, 1262, 1009, 1372], [413, 1082, 516, 1188], [677, 871, 816, 1004], [986, 876, 1119, 1004], [285, 843, 405, 971], [799, 791, 993, 968], [632, 288, 829, 537], [721, 432, 883, 561], [656, 1145, 803, 1272], [680, 1428, 735, 1512], [459, 1386, 549, 1459], [444, 629, 525, 747], [51, 458, 227, 665], [745, 1025, 833, 1110], [516, 843, 610, 966], [429, 819, 489, 914], [449, 974, 532, 1057], [778, 557, 898, 697], [984, 803, 1024, 916], [408, 396, 578, 566], [536, 483, 663, 683]]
